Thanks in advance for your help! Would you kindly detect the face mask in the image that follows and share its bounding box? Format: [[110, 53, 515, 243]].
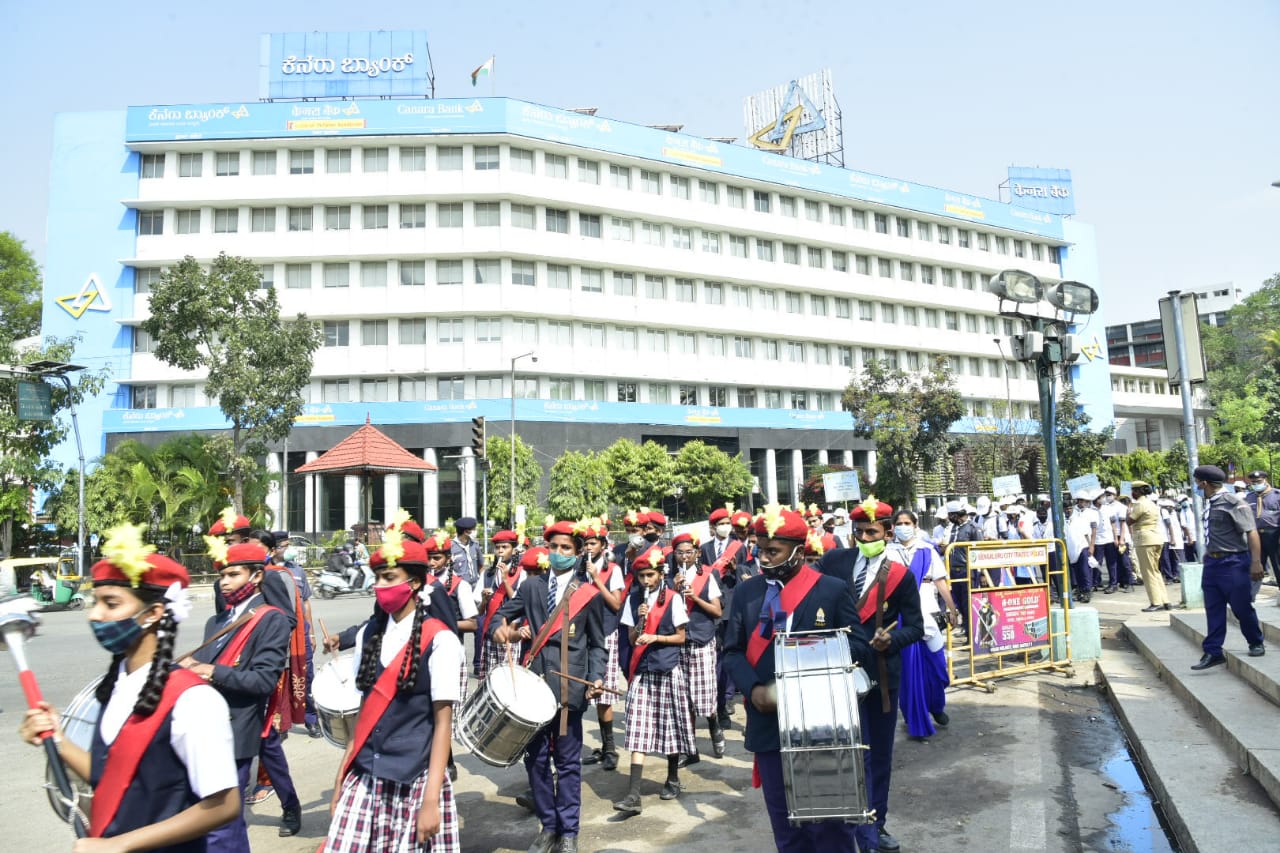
[[375, 581, 415, 615], [644, 532, 660, 543], [857, 539, 887, 559], [715, 523, 731, 538], [893, 525, 914, 543], [759, 544, 802, 581], [223, 579, 258, 610], [283, 547, 298, 563], [1253, 483, 1268, 492], [628, 533, 646, 548], [549, 552, 578, 573], [90, 611, 149, 655]]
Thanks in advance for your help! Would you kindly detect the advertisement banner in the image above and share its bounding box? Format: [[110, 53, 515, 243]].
[[259, 31, 431, 100], [1006, 166, 1075, 216], [970, 587, 1051, 655]]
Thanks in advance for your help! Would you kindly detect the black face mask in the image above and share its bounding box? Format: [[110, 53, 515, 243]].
[[643, 532, 660, 543], [760, 544, 802, 582]]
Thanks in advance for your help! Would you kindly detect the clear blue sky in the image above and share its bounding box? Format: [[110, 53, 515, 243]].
[[4, 1, 1277, 326]]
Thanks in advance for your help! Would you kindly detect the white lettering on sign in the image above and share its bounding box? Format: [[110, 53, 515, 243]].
[[969, 545, 1050, 569], [1012, 182, 1071, 199], [280, 53, 414, 77]]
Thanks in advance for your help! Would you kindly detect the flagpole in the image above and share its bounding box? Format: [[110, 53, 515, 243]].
[[490, 55, 495, 97]]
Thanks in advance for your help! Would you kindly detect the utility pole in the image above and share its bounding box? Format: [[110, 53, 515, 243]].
[[1167, 290, 1205, 560]]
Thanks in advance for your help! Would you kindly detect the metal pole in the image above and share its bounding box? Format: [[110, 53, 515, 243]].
[[281, 436, 288, 532], [510, 359, 516, 528], [481, 463, 489, 556], [1168, 290, 1205, 560], [58, 376, 86, 578]]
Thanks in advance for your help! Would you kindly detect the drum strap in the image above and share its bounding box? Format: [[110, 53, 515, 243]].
[[873, 574, 892, 714], [340, 618, 449, 781], [523, 581, 598, 666], [90, 669, 205, 837], [744, 566, 821, 669], [559, 593, 571, 737]]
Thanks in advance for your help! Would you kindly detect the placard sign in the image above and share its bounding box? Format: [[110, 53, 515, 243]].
[[822, 470, 862, 503], [991, 474, 1022, 498], [1066, 473, 1100, 499]]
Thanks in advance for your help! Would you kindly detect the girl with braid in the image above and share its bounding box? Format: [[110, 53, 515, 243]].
[[18, 524, 240, 851], [324, 535, 464, 853]]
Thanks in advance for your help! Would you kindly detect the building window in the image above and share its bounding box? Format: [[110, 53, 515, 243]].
[[829, 205, 846, 225], [400, 260, 427, 287], [545, 153, 568, 178], [547, 264, 570, 290], [214, 152, 239, 176], [135, 268, 162, 294], [399, 318, 426, 344], [995, 235, 1008, 255], [640, 169, 662, 194], [358, 147, 388, 172], [474, 259, 501, 285], [807, 247, 825, 268], [763, 340, 780, 361], [612, 272, 635, 296], [874, 213, 888, 234], [648, 383, 670, 404], [398, 377, 426, 400], [921, 265, 936, 285], [729, 235, 748, 258], [323, 321, 349, 347], [510, 261, 537, 287], [849, 208, 867, 230], [938, 225, 951, 245], [361, 320, 388, 346], [738, 388, 757, 408], [835, 297, 851, 319], [511, 204, 536, 229], [580, 268, 603, 293], [615, 327, 638, 350], [363, 204, 389, 230], [473, 146, 500, 170], [545, 208, 569, 234], [437, 377, 464, 400], [761, 289, 778, 311], [609, 217, 634, 242], [288, 150, 314, 174], [286, 263, 311, 289], [400, 204, 427, 229], [856, 255, 870, 275], [675, 278, 695, 302], [783, 243, 799, 265], [437, 319, 463, 343], [699, 180, 719, 203], [924, 309, 939, 328], [178, 152, 202, 178], [474, 202, 500, 227], [260, 266, 276, 291], [705, 282, 724, 305], [132, 385, 157, 409], [671, 226, 692, 251], [958, 229, 971, 249], [787, 341, 805, 363], [677, 332, 698, 355], [175, 209, 201, 234], [436, 203, 462, 228], [791, 390, 809, 409], [730, 284, 752, 308], [287, 206, 313, 232], [437, 146, 463, 170], [578, 158, 600, 183], [858, 301, 874, 322], [435, 260, 462, 286], [940, 268, 954, 287], [753, 190, 771, 213], [133, 327, 156, 354], [140, 153, 164, 178], [640, 221, 664, 247], [900, 262, 914, 282], [977, 233, 990, 252], [814, 344, 831, 365], [805, 200, 821, 221], [679, 384, 699, 405], [1135, 419, 1163, 452], [473, 376, 503, 397], [323, 263, 350, 289], [785, 292, 803, 314], [548, 321, 574, 346], [359, 379, 389, 402], [647, 330, 668, 352], [247, 150, 275, 175], [325, 205, 351, 231], [510, 147, 534, 173], [811, 295, 828, 316], [476, 318, 503, 342], [896, 217, 911, 238], [582, 323, 605, 348], [727, 186, 745, 209], [618, 382, 637, 403], [325, 149, 351, 173], [513, 318, 539, 344], [903, 306, 918, 326], [400, 146, 426, 171], [877, 258, 892, 278], [579, 213, 602, 238], [944, 311, 959, 331], [1032, 243, 1044, 261], [734, 336, 754, 358], [138, 210, 164, 236], [321, 380, 351, 403], [838, 346, 853, 368], [609, 164, 632, 189]]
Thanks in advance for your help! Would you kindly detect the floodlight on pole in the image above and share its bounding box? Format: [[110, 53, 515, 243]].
[[1045, 280, 1100, 315], [985, 269, 1044, 303]]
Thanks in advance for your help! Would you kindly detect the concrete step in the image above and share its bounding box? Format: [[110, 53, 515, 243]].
[[1170, 611, 1280, 707], [1097, 641, 1280, 852], [1123, 620, 1280, 812], [1233, 596, 1280, 646]]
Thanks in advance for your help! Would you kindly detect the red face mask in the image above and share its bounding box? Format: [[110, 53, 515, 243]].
[[375, 581, 415, 615]]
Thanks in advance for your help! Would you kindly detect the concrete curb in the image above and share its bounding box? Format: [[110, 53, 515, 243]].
[[1096, 642, 1280, 853]]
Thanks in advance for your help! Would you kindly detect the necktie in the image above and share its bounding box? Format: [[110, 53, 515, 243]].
[[716, 540, 723, 559], [547, 572, 558, 612], [852, 557, 869, 599], [758, 582, 782, 638]]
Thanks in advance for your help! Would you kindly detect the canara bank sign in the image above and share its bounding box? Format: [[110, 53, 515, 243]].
[[260, 31, 432, 99], [1005, 166, 1075, 216]]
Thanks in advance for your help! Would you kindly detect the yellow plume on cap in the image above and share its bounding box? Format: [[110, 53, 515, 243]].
[[724, 501, 735, 515], [761, 503, 786, 537], [807, 529, 826, 555], [390, 507, 411, 531], [203, 534, 229, 566], [537, 552, 551, 570], [543, 513, 556, 529], [381, 526, 404, 567], [102, 524, 156, 587], [219, 506, 238, 531], [860, 496, 880, 518]]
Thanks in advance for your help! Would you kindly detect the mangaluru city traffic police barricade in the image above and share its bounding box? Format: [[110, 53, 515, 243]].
[[942, 538, 1073, 690]]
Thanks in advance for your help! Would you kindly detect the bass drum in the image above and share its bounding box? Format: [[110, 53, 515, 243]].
[[455, 664, 557, 767], [47, 677, 101, 823], [312, 653, 362, 747]]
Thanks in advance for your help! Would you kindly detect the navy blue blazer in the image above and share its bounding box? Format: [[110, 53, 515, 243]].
[[722, 572, 871, 753], [816, 550, 924, 691]]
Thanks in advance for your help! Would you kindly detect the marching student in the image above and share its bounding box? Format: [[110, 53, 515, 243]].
[[579, 520, 626, 772], [424, 531, 478, 701], [18, 525, 240, 850], [669, 531, 724, 763], [476, 529, 525, 683], [491, 520, 608, 853], [612, 546, 697, 815], [182, 539, 295, 849], [324, 532, 463, 853]]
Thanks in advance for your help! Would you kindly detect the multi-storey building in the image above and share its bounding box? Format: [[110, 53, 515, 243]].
[[41, 95, 1172, 533]]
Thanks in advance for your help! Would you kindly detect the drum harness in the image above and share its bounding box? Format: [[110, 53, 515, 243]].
[[871, 571, 892, 714], [525, 579, 579, 736]]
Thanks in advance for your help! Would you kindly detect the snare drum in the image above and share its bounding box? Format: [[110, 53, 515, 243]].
[[455, 664, 557, 767], [46, 678, 100, 822], [773, 630, 874, 825], [313, 653, 362, 747]]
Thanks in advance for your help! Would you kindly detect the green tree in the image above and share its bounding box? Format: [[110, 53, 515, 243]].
[[0, 232, 41, 342], [0, 336, 108, 558], [673, 440, 754, 518], [484, 435, 542, 528], [1055, 386, 1114, 481], [800, 464, 855, 506], [142, 253, 321, 505], [546, 450, 613, 520], [601, 438, 676, 511], [842, 355, 964, 508]]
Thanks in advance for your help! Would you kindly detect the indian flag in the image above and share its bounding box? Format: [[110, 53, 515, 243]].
[[471, 56, 494, 86]]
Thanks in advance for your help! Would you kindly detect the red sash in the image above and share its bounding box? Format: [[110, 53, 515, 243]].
[[855, 559, 910, 623], [482, 567, 521, 635], [522, 583, 600, 666], [267, 568, 308, 729], [340, 618, 449, 780], [446, 576, 462, 597], [744, 566, 822, 668], [627, 588, 676, 679], [215, 605, 283, 667], [90, 669, 205, 837], [710, 539, 744, 579], [680, 568, 713, 602]]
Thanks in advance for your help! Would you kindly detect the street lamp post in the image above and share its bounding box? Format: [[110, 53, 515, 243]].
[[509, 351, 536, 528]]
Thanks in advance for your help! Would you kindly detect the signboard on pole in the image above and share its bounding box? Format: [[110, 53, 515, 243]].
[[822, 470, 862, 503], [16, 381, 53, 421], [1158, 292, 1207, 384], [991, 474, 1022, 498], [1066, 473, 1100, 499]]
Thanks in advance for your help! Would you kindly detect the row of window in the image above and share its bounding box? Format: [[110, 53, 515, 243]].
[[1110, 376, 1178, 396], [137, 143, 1062, 261]]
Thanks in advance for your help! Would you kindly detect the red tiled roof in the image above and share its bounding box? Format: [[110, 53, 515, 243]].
[[294, 416, 438, 475]]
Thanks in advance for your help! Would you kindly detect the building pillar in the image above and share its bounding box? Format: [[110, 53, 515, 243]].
[[304, 451, 318, 536], [383, 474, 399, 522], [344, 475, 361, 532], [866, 450, 878, 488], [764, 448, 778, 504], [818, 449, 830, 466], [790, 449, 804, 507], [460, 447, 477, 520], [424, 449, 440, 528], [266, 452, 283, 527], [842, 450, 854, 468]]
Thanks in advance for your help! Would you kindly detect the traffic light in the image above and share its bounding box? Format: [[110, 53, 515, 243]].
[[471, 416, 486, 459]]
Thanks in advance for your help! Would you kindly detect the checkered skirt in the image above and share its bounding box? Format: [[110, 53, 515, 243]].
[[594, 631, 622, 708], [680, 641, 718, 717], [624, 666, 697, 756], [478, 635, 523, 682], [457, 659, 470, 706], [324, 769, 459, 853]]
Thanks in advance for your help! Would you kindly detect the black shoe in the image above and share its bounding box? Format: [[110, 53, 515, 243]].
[[278, 806, 301, 837], [1191, 654, 1227, 671], [581, 747, 604, 766], [712, 732, 726, 758], [1079, 591, 1092, 603], [516, 791, 536, 812], [602, 750, 619, 771], [612, 793, 643, 815], [1121, 585, 1133, 593], [528, 831, 560, 853], [1141, 604, 1164, 612], [717, 711, 732, 730], [676, 752, 700, 768], [448, 761, 458, 782], [660, 780, 682, 800], [1104, 585, 1118, 594], [305, 722, 323, 738], [877, 827, 901, 852], [1250, 644, 1266, 657], [557, 837, 579, 853], [931, 710, 950, 727], [1163, 604, 1172, 610]]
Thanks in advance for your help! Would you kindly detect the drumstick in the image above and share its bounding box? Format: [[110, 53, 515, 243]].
[[317, 617, 334, 656], [548, 670, 626, 696]]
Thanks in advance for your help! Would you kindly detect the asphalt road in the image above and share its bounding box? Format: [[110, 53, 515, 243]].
[[0, 592, 1176, 852]]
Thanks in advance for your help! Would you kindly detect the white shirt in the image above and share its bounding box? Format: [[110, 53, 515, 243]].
[[546, 568, 578, 608], [589, 557, 625, 592], [621, 587, 689, 628], [852, 552, 888, 599], [1162, 508, 1185, 548], [675, 564, 722, 600], [351, 612, 464, 704], [475, 566, 526, 606], [1092, 504, 1115, 545], [99, 661, 238, 799]]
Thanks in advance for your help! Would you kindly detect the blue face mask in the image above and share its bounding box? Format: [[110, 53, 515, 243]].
[[548, 552, 578, 573], [893, 524, 914, 543], [90, 611, 148, 655]]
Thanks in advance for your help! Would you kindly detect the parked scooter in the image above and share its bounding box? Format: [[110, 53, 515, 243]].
[[314, 546, 373, 599]]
